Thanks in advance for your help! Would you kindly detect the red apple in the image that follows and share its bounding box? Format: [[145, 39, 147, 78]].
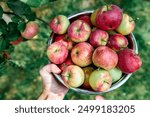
[[89, 69, 112, 92], [54, 34, 68, 47], [68, 20, 91, 42], [89, 29, 109, 47], [47, 41, 68, 64], [118, 49, 142, 73], [3, 52, 10, 59], [78, 15, 93, 27], [116, 14, 135, 35], [62, 65, 84, 87], [10, 37, 23, 45], [21, 21, 39, 39], [92, 46, 118, 70], [50, 15, 70, 34], [82, 67, 94, 89], [55, 34, 74, 50], [71, 42, 94, 67], [59, 56, 73, 72], [96, 4, 123, 30], [108, 34, 128, 51]]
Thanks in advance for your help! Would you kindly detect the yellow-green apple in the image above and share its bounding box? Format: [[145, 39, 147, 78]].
[[118, 49, 142, 73], [50, 15, 70, 34], [10, 37, 23, 45], [92, 46, 118, 70], [82, 67, 94, 89], [107, 34, 128, 51], [89, 29, 109, 47], [90, 9, 99, 26], [71, 42, 94, 67], [68, 20, 91, 42], [89, 69, 112, 92], [47, 41, 68, 64], [109, 67, 122, 83], [78, 15, 93, 27], [21, 21, 39, 39], [59, 56, 73, 72], [96, 4, 123, 30], [116, 14, 135, 35], [62, 65, 84, 87]]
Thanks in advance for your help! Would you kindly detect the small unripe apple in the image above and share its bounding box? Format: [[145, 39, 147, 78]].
[[108, 67, 122, 83], [21, 21, 39, 39]]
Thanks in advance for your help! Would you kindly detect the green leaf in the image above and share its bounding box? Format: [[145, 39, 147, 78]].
[[20, 0, 41, 7], [0, 19, 7, 35], [0, 36, 6, 52], [5, 22, 20, 41], [11, 16, 20, 23], [17, 22, 26, 32], [0, 6, 3, 19], [7, 0, 36, 21]]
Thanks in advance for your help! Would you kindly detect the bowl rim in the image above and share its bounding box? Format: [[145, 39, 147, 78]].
[[48, 10, 138, 95]]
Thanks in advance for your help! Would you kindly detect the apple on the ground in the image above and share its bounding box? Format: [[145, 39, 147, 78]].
[[10, 37, 23, 45]]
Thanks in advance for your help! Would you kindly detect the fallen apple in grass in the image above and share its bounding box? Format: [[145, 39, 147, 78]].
[[10, 37, 23, 45], [116, 14, 135, 35], [118, 49, 142, 73], [71, 42, 94, 67], [90, 29, 109, 47], [92, 46, 118, 70], [62, 65, 84, 87], [109, 67, 122, 83], [50, 15, 70, 34], [21, 21, 39, 39], [96, 4, 123, 30], [68, 20, 91, 42], [82, 67, 94, 89], [47, 41, 68, 64], [89, 69, 112, 92], [108, 34, 128, 51]]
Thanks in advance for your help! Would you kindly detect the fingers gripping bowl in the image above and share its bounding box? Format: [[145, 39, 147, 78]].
[[48, 9, 141, 94]]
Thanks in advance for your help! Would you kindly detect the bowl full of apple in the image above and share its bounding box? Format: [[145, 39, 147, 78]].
[[47, 4, 142, 94]]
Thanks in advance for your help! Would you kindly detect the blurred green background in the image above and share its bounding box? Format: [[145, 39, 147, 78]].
[[0, 0, 150, 100]]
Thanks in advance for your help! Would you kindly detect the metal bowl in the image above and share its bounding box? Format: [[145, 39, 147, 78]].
[[48, 10, 138, 94]]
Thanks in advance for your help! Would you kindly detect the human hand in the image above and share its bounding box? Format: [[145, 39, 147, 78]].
[[38, 64, 68, 100]]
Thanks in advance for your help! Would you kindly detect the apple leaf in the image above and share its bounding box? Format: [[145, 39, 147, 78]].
[[0, 36, 6, 52], [11, 16, 20, 23], [5, 22, 21, 41], [0, 19, 7, 35], [0, 6, 3, 19], [7, 0, 36, 21], [17, 22, 26, 32]]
